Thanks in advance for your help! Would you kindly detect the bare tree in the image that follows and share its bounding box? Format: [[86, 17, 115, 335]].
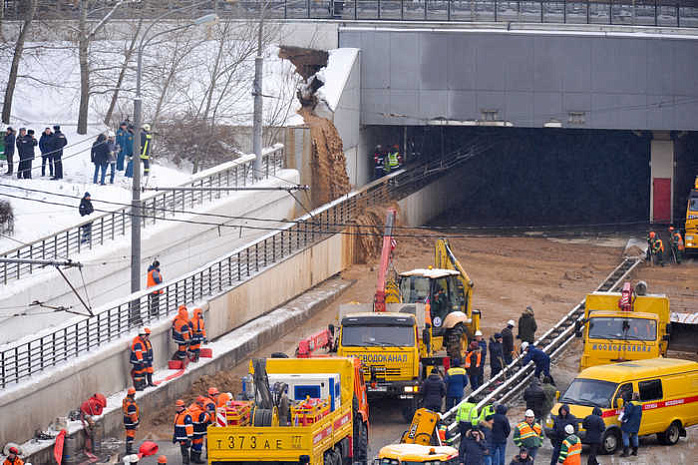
[[2, 0, 37, 124], [102, 19, 143, 126]]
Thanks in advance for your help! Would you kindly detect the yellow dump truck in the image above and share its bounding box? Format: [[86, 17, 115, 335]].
[[207, 357, 369, 465], [576, 284, 670, 371], [336, 312, 421, 421], [685, 176, 698, 253]]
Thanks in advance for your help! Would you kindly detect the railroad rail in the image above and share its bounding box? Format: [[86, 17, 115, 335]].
[[441, 255, 643, 441]]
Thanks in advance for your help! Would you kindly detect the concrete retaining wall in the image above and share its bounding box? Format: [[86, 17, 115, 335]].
[[0, 230, 354, 449], [397, 166, 471, 226]]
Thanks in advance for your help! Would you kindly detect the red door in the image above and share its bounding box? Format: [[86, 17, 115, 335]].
[[653, 178, 671, 223]]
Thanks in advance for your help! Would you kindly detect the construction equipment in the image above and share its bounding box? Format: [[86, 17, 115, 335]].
[[375, 408, 458, 464], [207, 357, 369, 465], [575, 281, 698, 371], [295, 326, 334, 358], [684, 176, 698, 254]]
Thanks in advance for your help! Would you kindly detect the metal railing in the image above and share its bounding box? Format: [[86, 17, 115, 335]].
[[0, 140, 486, 388], [0, 146, 284, 285], [3, 0, 697, 28]]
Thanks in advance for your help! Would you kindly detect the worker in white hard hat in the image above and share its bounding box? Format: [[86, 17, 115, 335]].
[[513, 409, 543, 460], [474, 330, 487, 386], [501, 320, 516, 365]]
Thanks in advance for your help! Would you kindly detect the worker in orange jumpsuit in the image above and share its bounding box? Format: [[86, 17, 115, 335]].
[[171, 306, 191, 361], [147, 260, 163, 317], [651, 235, 665, 267], [188, 308, 207, 363], [122, 387, 140, 455], [217, 391, 232, 407], [668, 226, 684, 264], [188, 396, 210, 464], [80, 393, 107, 454], [130, 328, 152, 390], [204, 386, 219, 417], [173, 399, 194, 465], [3, 447, 23, 465]]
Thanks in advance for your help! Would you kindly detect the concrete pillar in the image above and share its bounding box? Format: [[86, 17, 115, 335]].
[[650, 131, 675, 224]]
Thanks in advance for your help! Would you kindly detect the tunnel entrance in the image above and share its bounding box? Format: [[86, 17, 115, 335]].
[[405, 127, 652, 227]]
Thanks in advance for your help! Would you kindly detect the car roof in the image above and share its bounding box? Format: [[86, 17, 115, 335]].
[[579, 358, 698, 382]]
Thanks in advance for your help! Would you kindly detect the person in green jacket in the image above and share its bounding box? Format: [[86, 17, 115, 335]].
[[513, 410, 543, 460]]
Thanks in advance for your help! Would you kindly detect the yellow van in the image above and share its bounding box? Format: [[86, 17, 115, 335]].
[[546, 358, 698, 454]]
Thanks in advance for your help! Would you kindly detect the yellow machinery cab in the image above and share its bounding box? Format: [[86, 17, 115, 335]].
[[684, 176, 698, 252], [546, 358, 698, 455]]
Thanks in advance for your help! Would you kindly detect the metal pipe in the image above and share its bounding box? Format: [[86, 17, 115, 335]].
[[0, 258, 80, 267], [141, 185, 309, 192]]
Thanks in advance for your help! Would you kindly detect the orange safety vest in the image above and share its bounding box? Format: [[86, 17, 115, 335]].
[[464, 351, 482, 369], [559, 435, 582, 465], [147, 268, 163, 294], [3, 457, 24, 465], [173, 409, 194, 441], [122, 396, 139, 428], [673, 232, 685, 251]]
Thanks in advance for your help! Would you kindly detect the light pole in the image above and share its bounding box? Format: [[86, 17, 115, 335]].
[[130, 11, 218, 305], [252, 1, 269, 180]]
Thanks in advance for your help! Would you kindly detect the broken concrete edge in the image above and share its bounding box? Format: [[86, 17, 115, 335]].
[[20, 276, 354, 464]]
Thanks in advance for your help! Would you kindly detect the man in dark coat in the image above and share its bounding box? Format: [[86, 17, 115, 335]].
[[91, 133, 109, 185], [79, 192, 94, 243], [39, 127, 54, 177], [489, 333, 505, 378], [4, 127, 16, 175], [523, 378, 546, 423], [421, 367, 445, 412], [491, 404, 511, 465], [620, 392, 642, 457], [510, 447, 534, 464], [501, 320, 515, 365], [518, 306, 538, 344], [461, 428, 487, 465], [17, 128, 37, 179], [115, 121, 129, 171], [51, 125, 67, 180], [582, 406, 605, 464], [549, 404, 578, 465]]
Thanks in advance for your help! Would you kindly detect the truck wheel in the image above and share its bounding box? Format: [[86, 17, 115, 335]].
[[601, 429, 620, 454], [353, 421, 368, 462], [658, 420, 681, 445]]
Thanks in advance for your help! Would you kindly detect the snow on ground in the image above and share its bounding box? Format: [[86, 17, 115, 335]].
[[0, 39, 300, 253], [316, 48, 359, 112]]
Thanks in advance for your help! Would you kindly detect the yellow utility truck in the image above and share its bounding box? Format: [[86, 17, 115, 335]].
[[684, 176, 698, 253], [336, 312, 421, 421], [576, 282, 671, 371], [547, 358, 698, 454], [207, 357, 369, 465]]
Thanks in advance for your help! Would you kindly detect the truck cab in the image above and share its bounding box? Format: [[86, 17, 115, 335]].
[[685, 176, 698, 252], [577, 292, 670, 371]]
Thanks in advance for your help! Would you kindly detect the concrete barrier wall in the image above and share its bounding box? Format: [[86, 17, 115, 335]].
[[0, 231, 353, 447], [397, 165, 471, 226]]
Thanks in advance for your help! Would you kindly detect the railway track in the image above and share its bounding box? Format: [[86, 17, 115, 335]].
[[441, 256, 643, 441]]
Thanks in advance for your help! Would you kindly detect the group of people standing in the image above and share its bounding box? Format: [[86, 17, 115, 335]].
[[90, 121, 152, 185], [3, 125, 67, 179], [373, 144, 402, 179], [646, 227, 684, 266]]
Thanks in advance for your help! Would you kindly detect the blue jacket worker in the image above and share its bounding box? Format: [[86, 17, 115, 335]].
[[445, 359, 468, 410], [521, 342, 554, 385], [620, 392, 642, 457]]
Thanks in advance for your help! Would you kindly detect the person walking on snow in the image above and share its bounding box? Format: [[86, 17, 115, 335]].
[[79, 192, 94, 243], [3, 127, 15, 175], [518, 306, 537, 344], [39, 127, 54, 177], [147, 260, 163, 317], [50, 125, 67, 180]]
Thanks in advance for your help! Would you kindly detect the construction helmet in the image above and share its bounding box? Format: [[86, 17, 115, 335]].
[[127, 387, 136, 395], [521, 341, 530, 351], [524, 409, 535, 418], [157, 456, 167, 464], [193, 308, 203, 317], [196, 395, 206, 405], [175, 399, 185, 407], [208, 387, 220, 396], [474, 330, 483, 337], [649, 231, 656, 238], [669, 226, 675, 232], [142, 123, 151, 131], [143, 327, 151, 335]]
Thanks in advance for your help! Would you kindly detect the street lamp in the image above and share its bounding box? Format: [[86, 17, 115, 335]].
[[130, 11, 218, 302]]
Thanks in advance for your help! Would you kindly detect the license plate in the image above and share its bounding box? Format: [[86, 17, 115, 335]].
[[370, 385, 388, 392]]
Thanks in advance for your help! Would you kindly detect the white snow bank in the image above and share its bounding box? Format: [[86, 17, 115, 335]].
[[316, 48, 359, 112]]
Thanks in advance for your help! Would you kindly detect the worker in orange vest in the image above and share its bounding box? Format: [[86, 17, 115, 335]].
[[188, 396, 210, 464], [122, 387, 140, 455], [188, 308, 207, 363], [172, 306, 191, 361], [668, 226, 684, 264], [3, 447, 23, 465], [147, 260, 163, 317], [651, 235, 665, 267], [464, 341, 483, 391], [204, 386, 219, 416], [173, 399, 194, 465], [130, 328, 152, 390]]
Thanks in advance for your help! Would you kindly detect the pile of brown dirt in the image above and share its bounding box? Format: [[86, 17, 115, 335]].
[[299, 107, 351, 207], [348, 204, 400, 264]]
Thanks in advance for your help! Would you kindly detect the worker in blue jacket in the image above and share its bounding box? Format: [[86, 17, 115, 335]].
[[445, 358, 468, 410], [521, 342, 554, 385]]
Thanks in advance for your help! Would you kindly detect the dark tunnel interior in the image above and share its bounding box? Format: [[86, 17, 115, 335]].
[[410, 127, 653, 227]]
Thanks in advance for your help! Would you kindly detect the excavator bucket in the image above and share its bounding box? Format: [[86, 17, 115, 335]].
[[434, 239, 474, 318]]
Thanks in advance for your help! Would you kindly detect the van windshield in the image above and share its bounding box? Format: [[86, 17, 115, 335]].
[[588, 317, 656, 341], [560, 378, 618, 408], [342, 325, 414, 347]]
